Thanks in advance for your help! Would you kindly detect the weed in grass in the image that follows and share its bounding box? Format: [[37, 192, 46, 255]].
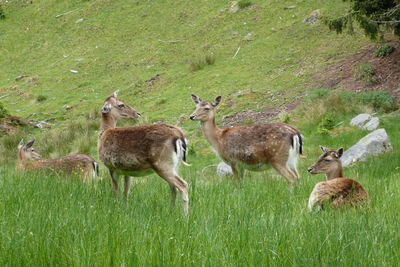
[[238, 0, 252, 9], [354, 62, 376, 85], [374, 44, 394, 58], [0, 102, 9, 118], [307, 88, 332, 100], [36, 95, 47, 102], [0, 5, 5, 20], [317, 112, 337, 135], [189, 54, 215, 71]]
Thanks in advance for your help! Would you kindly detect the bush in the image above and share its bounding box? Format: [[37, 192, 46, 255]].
[[238, 0, 252, 9], [317, 112, 337, 135], [354, 62, 376, 85], [0, 102, 9, 119], [360, 90, 394, 111], [374, 45, 395, 58], [36, 95, 47, 102]]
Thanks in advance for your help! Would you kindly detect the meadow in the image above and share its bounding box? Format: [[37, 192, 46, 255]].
[[1, 0, 400, 266]]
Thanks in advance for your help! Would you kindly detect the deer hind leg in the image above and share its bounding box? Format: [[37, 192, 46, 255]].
[[123, 176, 133, 200], [153, 166, 189, 215], [271, 162, 298, 186], [109, 169, 119, 195], [307, 189, 321, 212], [170, 184, 177, 207]]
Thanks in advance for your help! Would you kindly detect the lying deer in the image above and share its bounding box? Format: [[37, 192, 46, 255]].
[[17, 139, 99, 182], [307, 146, 370, 211], [190, 94, 303, 185], [98, 92, 190, 215]]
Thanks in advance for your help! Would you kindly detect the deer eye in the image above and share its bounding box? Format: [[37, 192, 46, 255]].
[[204, 108, 210, 111], [323, 159, 331, 162], [118, 104, 125, 108]]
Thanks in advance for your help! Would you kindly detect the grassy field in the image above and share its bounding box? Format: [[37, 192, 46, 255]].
[[1, 0, 400, 266]]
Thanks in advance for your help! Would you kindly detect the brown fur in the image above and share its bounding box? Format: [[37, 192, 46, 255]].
[[190, 94, 303, 185], [98, 92, 189, 215], [307, 146, 370, 211], [17, 140, 98, 182]]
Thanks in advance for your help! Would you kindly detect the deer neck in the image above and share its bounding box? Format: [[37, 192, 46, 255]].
[[201, 117, 223, 153], [100, 113, 117, 133], [325, 163, 343, 180]]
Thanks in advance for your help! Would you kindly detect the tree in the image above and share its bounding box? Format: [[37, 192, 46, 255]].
[[326, 0, 400, 40]]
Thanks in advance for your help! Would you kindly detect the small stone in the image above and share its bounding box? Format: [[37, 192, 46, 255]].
[[70, 70, 78, 73], [243, 33, 253, 41], [15, 75, 26, 81], [303, 10, 320, 25], [217, 162, 233, 176], [284, 5, 296, 9], [75, 18, 84, 23]]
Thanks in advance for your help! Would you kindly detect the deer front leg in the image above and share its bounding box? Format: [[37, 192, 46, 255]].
[[123, 176, 133, 200], [109, 169, 119, 195]]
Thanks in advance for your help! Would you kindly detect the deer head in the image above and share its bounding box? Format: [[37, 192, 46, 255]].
[[308, 146, 344, 179], [101, 91, 141, 120], [18, 139, 42, 161], [189, 94, 221, 122]]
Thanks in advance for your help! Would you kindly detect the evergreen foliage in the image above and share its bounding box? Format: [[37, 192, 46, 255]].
[[326, 0, 400, 39]]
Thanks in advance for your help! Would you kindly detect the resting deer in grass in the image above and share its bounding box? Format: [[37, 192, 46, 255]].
[[307, 146, 370, 211], [17, 139, 99, 182], [190, 94, 303, 186], [98, 91, 190, 215]]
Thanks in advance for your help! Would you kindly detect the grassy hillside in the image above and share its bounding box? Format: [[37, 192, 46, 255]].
[[1, 0, 400, 265]]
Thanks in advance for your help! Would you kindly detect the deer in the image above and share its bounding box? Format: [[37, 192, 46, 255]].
[[307, 146, 370, 211], [98, 91, 190, 215], [17, 139, 99, 182], [189, 94, 303, 186]]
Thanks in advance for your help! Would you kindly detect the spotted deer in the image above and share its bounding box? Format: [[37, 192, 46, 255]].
[[307, 146, 370, 211], [98, 91, 190, 215], [190, 94, 303, 185], [17, 139, 99, 182]]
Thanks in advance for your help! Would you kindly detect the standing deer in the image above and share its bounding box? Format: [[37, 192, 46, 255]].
[[98, 91, 190, 215], [17, 139, 99, 182], [307, 146, 370, 211], [189, 94, 303, 185]]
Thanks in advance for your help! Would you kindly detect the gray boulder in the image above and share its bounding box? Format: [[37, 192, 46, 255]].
[[217, 162, 233, 176], [341, 128, 392, 167], [350, 113, 380, 131]]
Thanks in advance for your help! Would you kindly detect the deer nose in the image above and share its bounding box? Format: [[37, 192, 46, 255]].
[[189, 115, 195, 120], [307, 167, 313, 173], [137, 112, 141, 117]]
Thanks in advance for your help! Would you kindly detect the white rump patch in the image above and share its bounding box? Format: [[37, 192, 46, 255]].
[[286, 135, 300, 176]]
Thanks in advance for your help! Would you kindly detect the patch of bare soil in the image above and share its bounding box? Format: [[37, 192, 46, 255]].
[[222, 101, 298, 127], [316, 41, 400, 99]]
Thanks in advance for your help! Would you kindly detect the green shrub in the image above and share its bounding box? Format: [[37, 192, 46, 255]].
[[354, 62, 376, 85], [317, 112, 336, 135], [360, 90, 394, 111], [374, 45, 395, 58], [0, 102, 9, 119], [36, 95, 48, 102], [238, 0, 252, 9]]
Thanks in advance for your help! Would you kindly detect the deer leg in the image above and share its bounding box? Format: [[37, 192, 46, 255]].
[[152, 166, 189, 215], [231, 164, 245, 180], [109, 169, 119, 194], [271, 162, 298, 186], [170, 184, 177, 207], [123, 176, 133, 200]]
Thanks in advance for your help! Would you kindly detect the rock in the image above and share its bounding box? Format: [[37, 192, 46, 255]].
[[70, 70, 78, 73], [217, 162, 233, 176], [350, 113, 380, 131], [230, 1, 239, 13], [284, 5, 296, 9], [303, 10, 320, 24], [341, 128, 392, 167], [243, 33, 253, 41], [75, 18, 84, 23], [15, 75, 27, 81]]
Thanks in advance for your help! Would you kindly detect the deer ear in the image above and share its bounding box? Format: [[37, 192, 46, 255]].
[[101, 103, 112, 113], [18, 139, 25, 149], [26, 140, 35, 148], [212, 96, 222, 107], [191, 94, 201, 105], [112, 90, 119, 98], [320, 146, 329, 153], [337, 147, 344, 158]]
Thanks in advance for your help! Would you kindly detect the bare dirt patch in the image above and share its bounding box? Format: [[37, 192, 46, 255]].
[[316, 41, 400, 99]]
